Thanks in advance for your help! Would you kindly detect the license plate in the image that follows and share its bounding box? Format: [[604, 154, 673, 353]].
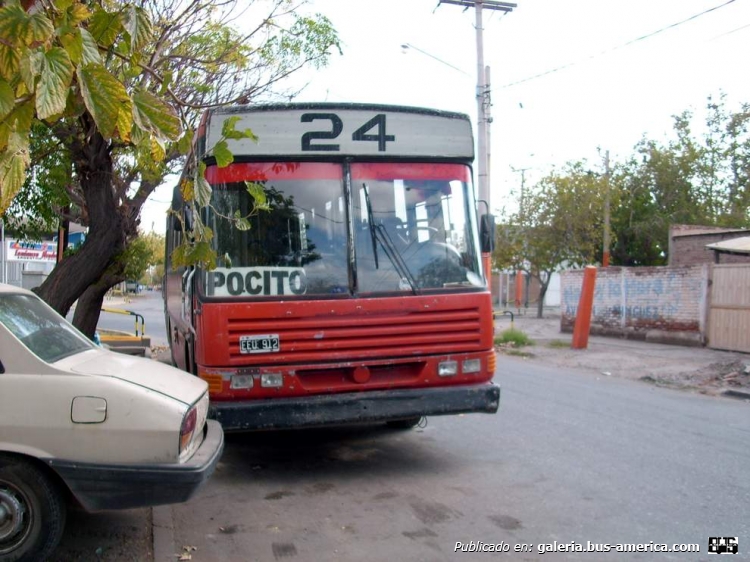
[[239, 334, 280, 354]]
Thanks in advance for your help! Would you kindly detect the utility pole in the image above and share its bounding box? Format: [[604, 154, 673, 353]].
[[602, 150, 611, 267], [440, 0, 516, 283], [510, 166, 530, 223]]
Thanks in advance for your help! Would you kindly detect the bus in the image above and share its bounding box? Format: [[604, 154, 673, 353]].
[[164, 103, 500, 430]]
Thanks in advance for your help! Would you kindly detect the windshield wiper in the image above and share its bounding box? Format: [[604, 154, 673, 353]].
[[363, 183, 379, 269], [362, 184, 418, 294]]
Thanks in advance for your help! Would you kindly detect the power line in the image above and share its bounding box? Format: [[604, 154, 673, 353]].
[[497, 0, 737, 90]]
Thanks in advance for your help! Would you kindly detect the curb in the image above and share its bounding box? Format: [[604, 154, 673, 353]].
[[722, 389, 750, 401], [152, 505, 175, 562]]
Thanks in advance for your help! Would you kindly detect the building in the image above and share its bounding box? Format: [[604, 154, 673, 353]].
[[668, 224, 750, 266]]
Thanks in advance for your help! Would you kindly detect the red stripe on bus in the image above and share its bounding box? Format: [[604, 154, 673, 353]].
[[351, 163, 469, 181], [205, 162, 343, 183]]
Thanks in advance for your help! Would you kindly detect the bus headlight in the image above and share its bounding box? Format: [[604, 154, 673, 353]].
[[438, 361, 458, 377], [230, 374, 254, 389], [261, 373, 283, 388], [462, 358, 482, 374]]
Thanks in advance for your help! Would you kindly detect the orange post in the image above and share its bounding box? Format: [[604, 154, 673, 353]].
[[482, 252, 492, 289], [571, 266, 597, 349]]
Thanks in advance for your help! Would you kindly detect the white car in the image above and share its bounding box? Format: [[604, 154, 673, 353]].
[[0, 284, 224, 561]]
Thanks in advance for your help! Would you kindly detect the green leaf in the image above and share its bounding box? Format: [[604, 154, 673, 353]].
[[0, 80, 14, 121], [37, 47, 74, 119], [245, 181, 268, 210], [176, 129, 193, 156], [234, 216, 252, 231], [221, 116, 241, 138], [0, 132, 30, 215], [131, 89, 181, 140], [19, 49, 43, 93], [159, 69, 173, 95], [88, 8, 122, 47], [0, 4, 55, 47], [76, 63, 131, 139], [60, 31, 84, 65], [187, 240, 216, 270], [194, 171, 212, 208], [213, 140, 233, 168], [79, 29, 102, 66], [0, 5, 27, 44], [66, 2, 91, 26], [0, 6, 54, 46], [122, 5, 152, 55], [0, 44, 20, 81], [27, 11, 54, 44], [150, 136, 165, 161], [220, 115, 258, 141]]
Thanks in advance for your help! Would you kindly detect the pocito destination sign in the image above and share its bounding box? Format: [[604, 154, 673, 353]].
[[210, 267, 307, 297]]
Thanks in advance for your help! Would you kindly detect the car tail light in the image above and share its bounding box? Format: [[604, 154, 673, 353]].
[[179, 406, 197, 456]]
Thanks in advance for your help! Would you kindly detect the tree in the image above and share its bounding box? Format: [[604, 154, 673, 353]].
[[609, 94, 750, 266], [0, 0, 340, 337], [122, 230, 163, 286], [494, 162, 604, 318]]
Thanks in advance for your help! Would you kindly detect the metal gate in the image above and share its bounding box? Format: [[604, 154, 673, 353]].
[[708, 264, 750, 353]]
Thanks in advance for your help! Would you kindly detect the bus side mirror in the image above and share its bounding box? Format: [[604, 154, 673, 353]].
[[183, 204, 194, 232], [480, 213, 496, 253]]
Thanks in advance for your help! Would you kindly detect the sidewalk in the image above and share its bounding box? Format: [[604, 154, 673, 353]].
[[494, 307, 750, 399]]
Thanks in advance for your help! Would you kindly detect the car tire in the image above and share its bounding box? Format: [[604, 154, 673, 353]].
[[0, 454, 66, 562], [385, 417, 423, 430]]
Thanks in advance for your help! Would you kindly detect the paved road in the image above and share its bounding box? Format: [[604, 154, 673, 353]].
[[96, 291, 168, 346], [51, 296, 749, 561], [162, 358, 748, 561]]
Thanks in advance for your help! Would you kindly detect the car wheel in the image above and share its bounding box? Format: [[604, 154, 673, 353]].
[[385, 417, 423, 430], [0, 455, 66, 562]]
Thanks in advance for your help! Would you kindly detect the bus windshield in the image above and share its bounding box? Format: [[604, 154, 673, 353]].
[[203, 161, 482, 298]]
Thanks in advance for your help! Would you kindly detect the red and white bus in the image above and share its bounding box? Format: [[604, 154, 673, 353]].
[[164, 103, 499, 430]]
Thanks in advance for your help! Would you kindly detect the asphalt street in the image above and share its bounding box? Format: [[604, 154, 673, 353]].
[[48, 293, 749, 561]]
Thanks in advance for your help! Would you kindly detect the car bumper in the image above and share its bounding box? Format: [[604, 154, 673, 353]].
[[211, 382, 500, 431], [47, 420, 224, 511]]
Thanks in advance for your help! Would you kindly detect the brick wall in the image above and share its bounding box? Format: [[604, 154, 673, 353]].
[[561, 265, 709, 345], [669, 229, 750, 266]]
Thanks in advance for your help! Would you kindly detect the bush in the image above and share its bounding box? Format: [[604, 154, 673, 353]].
[[494, 327, 533, 347]]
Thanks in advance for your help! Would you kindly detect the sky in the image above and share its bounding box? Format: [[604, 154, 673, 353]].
[[141, 0, 750, 234]]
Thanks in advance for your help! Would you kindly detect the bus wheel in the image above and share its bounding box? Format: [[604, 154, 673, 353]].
[[386, 417, 423, 430], [0, 454, 66, 562]]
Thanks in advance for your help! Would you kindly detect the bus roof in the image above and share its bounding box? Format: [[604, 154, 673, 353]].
[[198, 103, 474, 161]]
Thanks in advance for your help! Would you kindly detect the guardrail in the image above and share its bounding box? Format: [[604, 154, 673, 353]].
[[98, 307, 150, 356]]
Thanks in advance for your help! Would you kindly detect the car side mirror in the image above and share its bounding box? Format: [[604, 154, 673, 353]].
[[480, 213, 496, 253]]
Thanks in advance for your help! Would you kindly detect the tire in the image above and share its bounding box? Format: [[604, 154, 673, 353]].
[[0, 455, 66, 562], [386, 417, 423, 430]]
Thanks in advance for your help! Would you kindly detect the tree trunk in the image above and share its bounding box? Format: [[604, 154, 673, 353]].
[[35, 125, 129, 335], [536, 273, 550, 319], [72, 264, 128, 338]]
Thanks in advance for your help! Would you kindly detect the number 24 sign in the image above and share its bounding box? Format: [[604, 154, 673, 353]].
[[301, 113, 395, 152]]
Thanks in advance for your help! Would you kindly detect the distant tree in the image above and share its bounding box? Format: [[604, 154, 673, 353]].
[[494, 162, 603, 318], [610, 94, 750, 266], [124, 231, 163, 285], [0, 0, 340, 337]]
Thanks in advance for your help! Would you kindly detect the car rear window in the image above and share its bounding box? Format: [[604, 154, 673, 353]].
[[0, 294, 95, 363]]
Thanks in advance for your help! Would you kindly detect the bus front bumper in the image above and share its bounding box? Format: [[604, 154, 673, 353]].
[[210, 382, 500, 431]]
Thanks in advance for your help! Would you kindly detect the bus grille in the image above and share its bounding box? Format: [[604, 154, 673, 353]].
[[225, 305, 485, 364]]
